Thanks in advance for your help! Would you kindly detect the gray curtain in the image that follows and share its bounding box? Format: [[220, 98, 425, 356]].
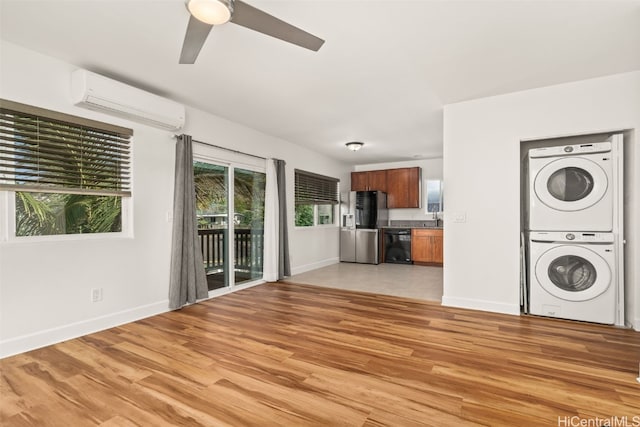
[[275, 159, 291, 279], [168, 134, 208, 309]]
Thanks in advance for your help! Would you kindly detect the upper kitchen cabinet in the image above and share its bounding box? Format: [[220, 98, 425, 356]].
[[386, 167, 421, 208], [350, 170, 387, 192]]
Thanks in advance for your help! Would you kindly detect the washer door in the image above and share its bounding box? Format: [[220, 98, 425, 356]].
[[534, 157, 608, 211], [535, 245, 611, 302]]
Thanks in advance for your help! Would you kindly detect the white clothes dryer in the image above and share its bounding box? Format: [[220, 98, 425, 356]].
[[528, 231, 617, 325], [528, 141, 614, 231]]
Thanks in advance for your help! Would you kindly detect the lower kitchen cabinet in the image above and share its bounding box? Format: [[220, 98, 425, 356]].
[[411, 229, 443, 265]]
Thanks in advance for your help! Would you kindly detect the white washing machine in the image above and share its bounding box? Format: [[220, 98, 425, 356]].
[[528, 231, 617, 325], [528, 141, 614, 231]]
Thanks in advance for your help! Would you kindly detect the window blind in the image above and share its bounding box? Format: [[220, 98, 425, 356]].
[[294, 169, 339, 205], [0, 99, 132, 196]]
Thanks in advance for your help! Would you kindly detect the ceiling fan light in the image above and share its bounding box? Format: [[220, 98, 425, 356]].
[[346, 142, 364, 151], [188, 0, 233, 25]]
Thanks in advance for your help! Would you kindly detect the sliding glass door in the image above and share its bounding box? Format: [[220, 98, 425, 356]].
[[193, 159, 265, 291], [194, 161, 229, 290], [234, 168, 266, 285]]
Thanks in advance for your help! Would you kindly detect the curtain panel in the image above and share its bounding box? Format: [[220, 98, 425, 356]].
[[275, 159, 291, 279], [263, 158, 291, 281], [168, 134, 208, 309]]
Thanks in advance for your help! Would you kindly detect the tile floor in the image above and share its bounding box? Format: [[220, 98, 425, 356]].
[[286, 262, 443, 302]]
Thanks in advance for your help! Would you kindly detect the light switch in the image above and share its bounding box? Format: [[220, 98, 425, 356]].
[[453, 212, 466, 223]]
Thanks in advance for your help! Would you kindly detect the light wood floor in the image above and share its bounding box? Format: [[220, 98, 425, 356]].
[[2, 282, 639, 426], [288, 263, 443, 302]]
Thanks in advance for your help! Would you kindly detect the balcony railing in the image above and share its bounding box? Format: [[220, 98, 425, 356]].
[[198, 228, 264, 273]]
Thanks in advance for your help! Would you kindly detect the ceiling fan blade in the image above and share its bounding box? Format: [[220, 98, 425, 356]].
[[231, 0, 324, 52], [179, 15, 214, 64]]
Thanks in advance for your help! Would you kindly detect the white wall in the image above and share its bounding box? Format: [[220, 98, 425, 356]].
[[443, 71, 640, 328], [355, 158, 443, 221], [0, 41, 349, 357]]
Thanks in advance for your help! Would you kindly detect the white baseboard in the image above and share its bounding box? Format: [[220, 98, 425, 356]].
[[441, 295, 521, 316], [290, 257, 339, 276], [0, 280, 271, 359], [0, 300, 169, 359]]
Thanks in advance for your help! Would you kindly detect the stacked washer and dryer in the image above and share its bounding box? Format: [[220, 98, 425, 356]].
[[527, 134, 624, 325]]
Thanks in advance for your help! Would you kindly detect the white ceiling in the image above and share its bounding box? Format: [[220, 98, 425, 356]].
[[1, 0, 639, 165]]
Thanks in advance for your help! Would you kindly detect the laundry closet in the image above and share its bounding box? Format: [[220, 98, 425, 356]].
[[521, 132, 625, 326]]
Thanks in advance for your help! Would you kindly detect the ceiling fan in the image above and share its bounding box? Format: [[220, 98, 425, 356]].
[[179, 0, 325, 64]]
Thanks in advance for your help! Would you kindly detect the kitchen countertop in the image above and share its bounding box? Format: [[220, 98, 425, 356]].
[[386, 220, 443, 229], [382, 226, 443, 230]]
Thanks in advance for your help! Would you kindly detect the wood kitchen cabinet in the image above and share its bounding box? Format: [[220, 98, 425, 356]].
[[351, 167, 421, 208], [350, 170, 387, 192], [386, 167, 420, 208], [411, 228, 443, 265]]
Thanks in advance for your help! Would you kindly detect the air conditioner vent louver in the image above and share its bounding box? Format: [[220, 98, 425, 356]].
[[71, 69, 185, 131]]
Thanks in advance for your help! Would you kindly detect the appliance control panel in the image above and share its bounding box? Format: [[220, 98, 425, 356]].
[[528, 141, 611, 158], [530, 231, 614, 243]]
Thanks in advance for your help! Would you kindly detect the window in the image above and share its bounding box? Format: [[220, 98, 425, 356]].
[[294, 169, 339, 227], [294, 204, 314, 227], [317, 204, 334, 225], [0, 99, 132, 237], [425, 179, 443, 214]]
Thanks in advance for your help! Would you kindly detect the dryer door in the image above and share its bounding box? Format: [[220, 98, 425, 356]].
[[533, 157, 608, 212], [535, 245, 611, 302]]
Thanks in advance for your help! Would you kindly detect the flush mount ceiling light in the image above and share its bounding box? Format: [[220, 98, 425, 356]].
[[187, 0, 233, 25], [346, 142, 364, 152]]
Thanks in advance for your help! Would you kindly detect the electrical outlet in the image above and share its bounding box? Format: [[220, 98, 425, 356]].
[[91, 288, 103, 302]]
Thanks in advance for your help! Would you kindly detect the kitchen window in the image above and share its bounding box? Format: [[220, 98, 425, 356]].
[[425, 179, 444, 214], [294, 169, 338, 227], [0, 99, 132, 237]]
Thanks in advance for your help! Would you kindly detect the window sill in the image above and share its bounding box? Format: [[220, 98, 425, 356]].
[[1, 231, 133, 245]]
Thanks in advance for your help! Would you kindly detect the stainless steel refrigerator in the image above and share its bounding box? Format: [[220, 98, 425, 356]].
[[340, 191, 388, 264]]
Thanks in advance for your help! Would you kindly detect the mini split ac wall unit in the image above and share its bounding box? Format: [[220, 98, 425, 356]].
[[71, 69, 186, 131]]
